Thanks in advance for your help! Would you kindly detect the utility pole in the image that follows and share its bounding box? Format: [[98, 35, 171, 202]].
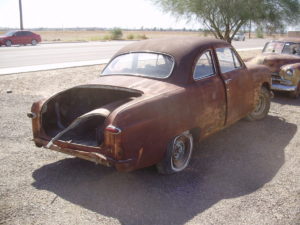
[[19, 0, 24, 30]]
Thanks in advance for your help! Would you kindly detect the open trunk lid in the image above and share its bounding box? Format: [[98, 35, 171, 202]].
[[40, 85, 143, 148]]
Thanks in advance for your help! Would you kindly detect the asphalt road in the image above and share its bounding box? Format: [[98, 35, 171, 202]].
[[0, 38, 268, 69]]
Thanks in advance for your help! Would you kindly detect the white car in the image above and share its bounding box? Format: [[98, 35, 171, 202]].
[[233, 33, 245, 41]]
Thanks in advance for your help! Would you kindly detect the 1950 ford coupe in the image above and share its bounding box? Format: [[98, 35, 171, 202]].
[[28, 37, 272, 174]]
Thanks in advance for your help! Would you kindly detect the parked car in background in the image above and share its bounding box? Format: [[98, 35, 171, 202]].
[[233, 32, 245, 41], [0, 30, 41, 47], [249, 38, 300, 98], [28, 37, 272, 174]]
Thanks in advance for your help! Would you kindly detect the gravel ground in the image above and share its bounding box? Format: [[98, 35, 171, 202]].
[[0, 64, 299, 225]]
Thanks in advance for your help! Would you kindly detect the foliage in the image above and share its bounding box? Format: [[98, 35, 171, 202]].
[[102, 35, 111, 41], [127, 33, 135, 40], [110, 28, 123, 40], [255, 27, 264, 38], [151, 0, 300, 43], [137, 34, 148, 40]]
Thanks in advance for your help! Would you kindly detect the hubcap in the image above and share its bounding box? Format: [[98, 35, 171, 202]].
[[171, 134, 193, 171], [253, 94, 266, 116]]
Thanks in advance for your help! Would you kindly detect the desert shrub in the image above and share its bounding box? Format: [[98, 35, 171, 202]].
[[256, 27, 264, 38], [90, 36, 101, 41], [102, 35, 111, 41], [137, 34, 148, 40], [127, 34, 135, 40], [110, 28, 123, 40]]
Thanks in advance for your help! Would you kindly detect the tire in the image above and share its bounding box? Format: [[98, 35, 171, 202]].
[[246, 87, 270, 121], [5, 40, 12, 47], [156, 131, 193, 174], [31, 39, 37, 46], [289, 82, 300, 98]]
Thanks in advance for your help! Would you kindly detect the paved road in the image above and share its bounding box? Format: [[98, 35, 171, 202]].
[[0, 41, 135, 68], [0, 38, 269, 69]]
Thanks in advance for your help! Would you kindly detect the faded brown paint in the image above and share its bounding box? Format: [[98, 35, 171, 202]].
[[29, 37, 271, 172]]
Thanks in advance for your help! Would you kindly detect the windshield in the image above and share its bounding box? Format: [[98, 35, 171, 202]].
[[263, 41, 300, 55], [4, 31, 16, 37], [102, 52, 174, 79]]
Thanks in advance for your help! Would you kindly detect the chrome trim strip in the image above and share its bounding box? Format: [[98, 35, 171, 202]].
[[271, 84, 297, 92]]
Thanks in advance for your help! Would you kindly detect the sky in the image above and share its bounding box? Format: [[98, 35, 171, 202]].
[[0, 0, 199, 29]]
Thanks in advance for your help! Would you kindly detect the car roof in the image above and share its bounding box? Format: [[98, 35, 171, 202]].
[[115, 37, 230, 61], [113, 37, 231, 84]]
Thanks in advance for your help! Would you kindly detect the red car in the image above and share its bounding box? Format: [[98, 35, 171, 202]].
[[0, 30, 41, 47]]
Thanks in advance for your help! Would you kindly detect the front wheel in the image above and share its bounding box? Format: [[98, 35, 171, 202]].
[[246, 87, 270, 121], [156, 131, 193, 174], [5, 40, 12, 47]]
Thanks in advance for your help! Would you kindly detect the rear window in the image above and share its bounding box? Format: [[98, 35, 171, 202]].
[[102, 52, 174, 79]]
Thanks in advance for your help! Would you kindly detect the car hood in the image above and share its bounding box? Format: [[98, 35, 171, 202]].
[[249, 53, 300, 72], [88, 75, 182, 95]]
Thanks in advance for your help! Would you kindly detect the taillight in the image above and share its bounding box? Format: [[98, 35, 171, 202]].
[[105, 125, 121, 134]]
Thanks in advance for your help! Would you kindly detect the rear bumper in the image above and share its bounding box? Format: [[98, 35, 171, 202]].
[[34, 138, 135, 172], [271, 83, 297, 92]]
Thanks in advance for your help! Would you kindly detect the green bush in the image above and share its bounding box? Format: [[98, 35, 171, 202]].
[[256, 27, 264, 38], [127, 33, 135, 40], [102, 35, 111, 41], [137, 34, 148, 40], [110, 28, 123, 40]]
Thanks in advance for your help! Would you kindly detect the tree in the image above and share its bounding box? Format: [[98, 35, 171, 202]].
[[151, 0, 300, 43], [110, 28, 123, 40]]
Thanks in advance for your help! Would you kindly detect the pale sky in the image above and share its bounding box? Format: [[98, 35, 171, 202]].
[[0, 0, 198, 29]]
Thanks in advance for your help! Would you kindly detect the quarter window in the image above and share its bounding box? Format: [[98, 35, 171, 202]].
[[193, 51, 215, 80], [216, 48, 242, 73]]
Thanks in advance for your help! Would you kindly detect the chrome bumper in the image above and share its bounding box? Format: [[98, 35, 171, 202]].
[[271, 83, 297, 92]]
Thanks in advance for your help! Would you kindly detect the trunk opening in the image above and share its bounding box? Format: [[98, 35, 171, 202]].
[[41, 86, 142, 147]]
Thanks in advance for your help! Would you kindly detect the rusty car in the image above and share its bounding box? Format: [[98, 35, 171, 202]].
[[28, 37, 272, 174], [249, 38, 300, 98]]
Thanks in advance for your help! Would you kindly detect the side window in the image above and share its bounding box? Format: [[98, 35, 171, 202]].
[[24, 31, 32, 36], [216, 48, 242, 73], [193, 50, 215, 80], [16, 31, 25, 37]]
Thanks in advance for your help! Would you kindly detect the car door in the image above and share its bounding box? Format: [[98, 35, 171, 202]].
[[13, 31, 23, 44], [22, 31, 31, 44], [188, 50, 227, 139], [215, 47, 255, 126]]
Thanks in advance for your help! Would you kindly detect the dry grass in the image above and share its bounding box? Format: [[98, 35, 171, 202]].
[[0, 30, 212, 42], [0, 29, 288, 43], [38, 30, 212, 42]]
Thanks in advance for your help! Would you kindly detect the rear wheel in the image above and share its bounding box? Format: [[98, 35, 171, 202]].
[[5, 40, 12, 47], [31, 39, 37, 46], [289, 82, 300, 98], [156, 131, 193, 174], [246, 87, 270, 121]]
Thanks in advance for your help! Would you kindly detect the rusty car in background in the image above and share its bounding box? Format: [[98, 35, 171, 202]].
[[249, 38, 300, 98], [28, 37, 272, 174]]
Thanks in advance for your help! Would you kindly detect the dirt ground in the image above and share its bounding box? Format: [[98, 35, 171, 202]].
[[0, 64, 299, 225]]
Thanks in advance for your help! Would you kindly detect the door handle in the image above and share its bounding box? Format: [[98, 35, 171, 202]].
[[225, 78, 232, 84]]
